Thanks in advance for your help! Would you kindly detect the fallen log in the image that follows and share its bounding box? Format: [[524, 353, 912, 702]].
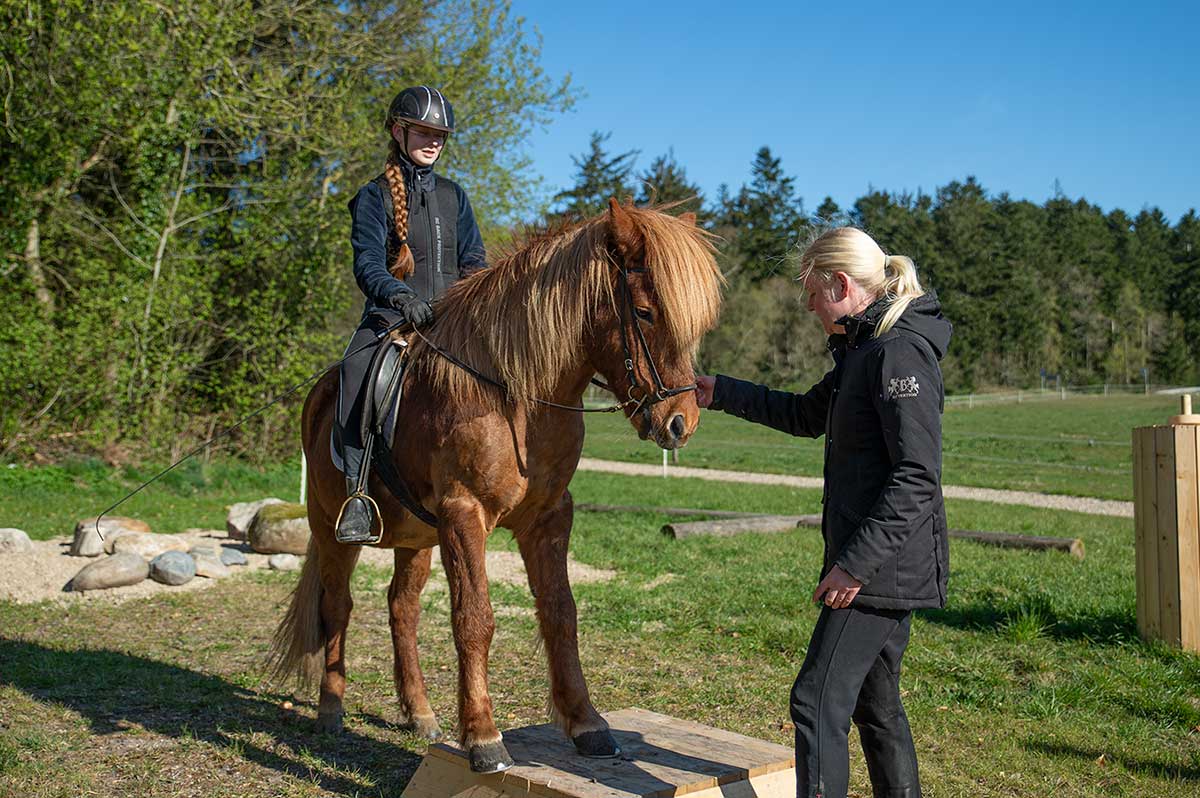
[[577, 502, 1084, 559], [789, 516, 1085, 560]]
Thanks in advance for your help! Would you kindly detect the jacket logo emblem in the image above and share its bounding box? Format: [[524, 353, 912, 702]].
[[888, 376, 920, 399]]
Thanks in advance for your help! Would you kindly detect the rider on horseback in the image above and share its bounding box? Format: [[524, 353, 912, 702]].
[[335, 86, 488, 543]]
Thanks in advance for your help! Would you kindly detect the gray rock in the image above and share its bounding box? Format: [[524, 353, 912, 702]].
[[268, 553, 301, 571], [69, 552, 149, 591], [0, 528, 33, 554], [226, 498, 286, 540], [192, 553, 231, 579], [188, 543, 219, 558], [219, 547, 248, 566], [72, 516, 150, 557], [111, 532, 189, 561], [248, 503, 310, 555], [149, 551, 196, 585]]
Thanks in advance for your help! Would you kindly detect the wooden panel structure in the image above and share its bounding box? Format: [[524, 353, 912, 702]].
[[1133, 417, 1200, 653], [401, 708, 794, 798]]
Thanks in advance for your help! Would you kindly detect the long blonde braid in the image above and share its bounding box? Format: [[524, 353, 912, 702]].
[[384, 140, 415, 280]]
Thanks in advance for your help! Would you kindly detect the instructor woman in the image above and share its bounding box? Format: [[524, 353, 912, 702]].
[[696, 227, 952, 798]]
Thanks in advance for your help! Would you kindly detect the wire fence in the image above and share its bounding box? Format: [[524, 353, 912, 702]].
[[580, 383, 1200, 480], [945, 383, 1198, 407]]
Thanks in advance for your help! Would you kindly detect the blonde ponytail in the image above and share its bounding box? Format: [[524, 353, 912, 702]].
[[876, 254, 922, 335], [795, 227, 923, 336], [384, 141, 415, 280]]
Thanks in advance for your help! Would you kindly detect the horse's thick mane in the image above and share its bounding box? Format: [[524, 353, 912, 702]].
[[411, 207, 724, 410]]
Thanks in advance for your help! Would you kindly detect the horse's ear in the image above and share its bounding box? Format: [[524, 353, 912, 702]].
[[607, 197, 643, 262], [679, 212, 697, 226]]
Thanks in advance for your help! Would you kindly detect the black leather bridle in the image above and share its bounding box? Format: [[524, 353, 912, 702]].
[[611, 265, 697, 415]]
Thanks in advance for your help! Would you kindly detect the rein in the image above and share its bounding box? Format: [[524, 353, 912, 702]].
[[409, 326, 631, 414], [410, 265, 696, 415]]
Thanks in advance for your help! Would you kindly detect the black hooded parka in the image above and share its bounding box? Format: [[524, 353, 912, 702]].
[[711, 293, 954, 610]]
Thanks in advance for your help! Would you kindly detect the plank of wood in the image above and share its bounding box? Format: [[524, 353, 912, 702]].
[[1133, 428, 1148, 636], [1156, 425, 1181, 647], [402, 753, 794, 798], [415, 708, 794, 798], [1175, 425, 1200, 653], [1138, 427, 1161, 640], [661, 516, 821, 539]]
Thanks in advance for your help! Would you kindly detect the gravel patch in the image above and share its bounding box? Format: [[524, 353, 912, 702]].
[[0, 530, 615, 606], [576, 457, 1133, 518]]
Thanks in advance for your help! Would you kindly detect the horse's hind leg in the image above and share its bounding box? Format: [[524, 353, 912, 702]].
[[438, 492, 512, 773], [515, 490, 619, 758], [316, 535, 361, 733], [388, 546, 441, 739]]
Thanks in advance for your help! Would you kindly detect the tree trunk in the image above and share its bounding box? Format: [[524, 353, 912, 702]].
[[25, 217, 54, 316]]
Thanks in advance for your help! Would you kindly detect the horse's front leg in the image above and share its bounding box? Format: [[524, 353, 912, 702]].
[[388, 546, 441, 740], [515, 490, 619, 758], [438, 492, 512, 773]]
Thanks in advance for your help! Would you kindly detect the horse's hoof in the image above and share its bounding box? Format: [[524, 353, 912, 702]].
[[398, 714, 442, 741], [316, 711, 344, 734], [468, 739, 513, 773], [573, 728, 621, 758]]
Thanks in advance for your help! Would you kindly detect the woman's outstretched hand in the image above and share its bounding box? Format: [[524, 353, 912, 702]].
[[695, 375, 716, 409]]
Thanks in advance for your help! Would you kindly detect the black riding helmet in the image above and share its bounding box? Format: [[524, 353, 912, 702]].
[[385, 86, 455, 135]]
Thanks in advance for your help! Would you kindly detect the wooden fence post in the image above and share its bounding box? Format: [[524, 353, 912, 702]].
[[1133, 395, 1200, 652]]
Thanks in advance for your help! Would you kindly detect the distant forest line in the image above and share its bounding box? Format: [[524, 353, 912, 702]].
[[551, 133, 1199, 395], [3, 1, 1195, 461]]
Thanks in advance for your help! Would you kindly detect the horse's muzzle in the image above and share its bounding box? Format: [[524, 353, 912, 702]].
[[652, 412, 688, 450]]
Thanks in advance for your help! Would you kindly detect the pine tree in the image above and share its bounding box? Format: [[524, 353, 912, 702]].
[[634, 150, 704, 217], [716, 147, 805, 281], [550, 131, 638, 223], [814, 196, 843, 224]]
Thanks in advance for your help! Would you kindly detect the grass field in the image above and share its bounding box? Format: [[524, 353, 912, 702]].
[[582, 394, 1185, 501], [2, 457, 1199, 796]]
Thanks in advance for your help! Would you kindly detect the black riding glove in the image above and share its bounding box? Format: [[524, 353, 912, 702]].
[[386, 290, 434, 328]]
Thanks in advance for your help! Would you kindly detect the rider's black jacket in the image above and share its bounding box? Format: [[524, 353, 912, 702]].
[[348, 157, 487, 317], [710, 294, 953, 610]]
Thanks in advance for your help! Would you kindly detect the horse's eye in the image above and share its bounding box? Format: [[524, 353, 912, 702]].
[[634, 306, 654, 323]]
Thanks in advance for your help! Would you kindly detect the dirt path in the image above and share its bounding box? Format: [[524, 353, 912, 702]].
[[576, 457, 1134, 518]]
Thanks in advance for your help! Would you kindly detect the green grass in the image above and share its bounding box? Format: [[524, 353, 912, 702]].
[[582, 394, 1183, 501], [0, 457, 303, 541], [1, 465, 1198, 797]]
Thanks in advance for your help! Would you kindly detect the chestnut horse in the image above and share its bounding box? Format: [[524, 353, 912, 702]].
[[267, 200, 723, 772]]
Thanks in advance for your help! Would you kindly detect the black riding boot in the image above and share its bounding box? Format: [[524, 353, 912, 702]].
[[335, 443, 380, 544]]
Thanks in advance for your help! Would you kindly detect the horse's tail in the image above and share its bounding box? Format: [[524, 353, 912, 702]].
[[266, 537, 325, 688]]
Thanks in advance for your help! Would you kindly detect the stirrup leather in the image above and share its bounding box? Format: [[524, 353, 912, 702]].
[[334, 490, 383, 545]]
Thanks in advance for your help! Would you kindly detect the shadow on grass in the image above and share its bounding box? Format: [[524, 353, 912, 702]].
[[1025, 739, 1200, 782], [922, 601, 1139, 645], [0, 638, 422, 795]]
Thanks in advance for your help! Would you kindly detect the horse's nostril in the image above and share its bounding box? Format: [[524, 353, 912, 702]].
[[669, 414, 686, 440]]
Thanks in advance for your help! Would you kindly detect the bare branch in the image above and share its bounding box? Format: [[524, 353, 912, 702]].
[[68, 205, 151, 270], [144, 140, 192, 323]]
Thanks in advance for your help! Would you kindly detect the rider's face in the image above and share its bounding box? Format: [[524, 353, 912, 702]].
[[394, 123, 446, 166]]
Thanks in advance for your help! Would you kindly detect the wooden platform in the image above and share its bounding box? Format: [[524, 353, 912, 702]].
[[402, 708, 795, 798]]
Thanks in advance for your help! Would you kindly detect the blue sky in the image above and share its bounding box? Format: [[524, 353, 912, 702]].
[[507, 0, 1198, 222]]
